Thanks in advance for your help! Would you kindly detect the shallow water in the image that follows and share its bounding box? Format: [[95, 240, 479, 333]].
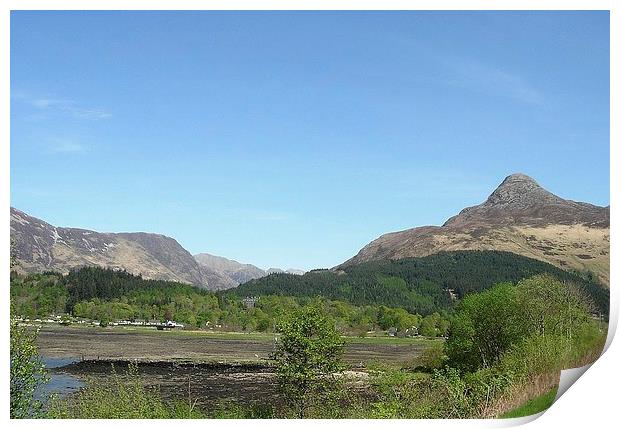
[[35, 357, 85, 400]]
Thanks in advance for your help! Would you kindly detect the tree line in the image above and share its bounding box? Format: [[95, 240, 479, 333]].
[[10, 267, 449, 336], [231, 250, 609, 316]]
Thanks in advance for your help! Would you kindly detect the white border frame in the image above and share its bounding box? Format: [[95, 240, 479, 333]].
[[1, 2, 616, 428]]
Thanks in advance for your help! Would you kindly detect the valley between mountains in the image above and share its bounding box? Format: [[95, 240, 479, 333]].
[[11, 173, 610, 289]]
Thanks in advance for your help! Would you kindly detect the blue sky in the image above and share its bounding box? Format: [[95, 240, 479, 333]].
[[10, 11, 609, 270]]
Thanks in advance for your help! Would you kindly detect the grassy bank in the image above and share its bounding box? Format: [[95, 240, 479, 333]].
[[500, 388, 558, 418]]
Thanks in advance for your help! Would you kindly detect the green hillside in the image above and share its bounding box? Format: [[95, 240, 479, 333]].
[[230, 250, 609, 316], [10, 251, 608, 331]]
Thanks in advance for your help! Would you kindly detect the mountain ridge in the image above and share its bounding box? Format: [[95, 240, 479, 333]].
[[341, 173, 610, 284], [10, 207, 211, 288], [193, 253, 306, 289], [194, 253, 266, 288], [10, 207, 305, 291], [11, 173, 608, 288]]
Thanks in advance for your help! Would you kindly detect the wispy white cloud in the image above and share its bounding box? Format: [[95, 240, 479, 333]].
[[31, 98, 69, 109], [440, 56, 544, 105], [69, 107, 112, 120], [16, 92, 112, 120], [49, 139, 87, 153], [380, 34, 544, 105]]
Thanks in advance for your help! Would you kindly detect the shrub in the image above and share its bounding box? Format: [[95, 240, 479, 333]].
[[414, 342, 446, 371], [209, 402, 276, 418], [10, 322, 48, 418], [515, 274, 593, 338], [498, 334, 570, 380], [445, 283, 523, 372], [363, 364, 440, 418], [271, 305, 345, 418], [431, 367, 472, 418], [463, 366, 516, 417], [446, 276, 598, 373]]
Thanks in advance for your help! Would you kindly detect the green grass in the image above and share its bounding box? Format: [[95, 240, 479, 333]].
[[345, 335, 442, 346], [137, 328, 440, 345], [137, 328, 277, 340], [500, 387, 558, 418], [40, 323, 441, 345], [143, 327, 442, 345]]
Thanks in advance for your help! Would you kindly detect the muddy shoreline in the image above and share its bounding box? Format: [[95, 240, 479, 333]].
[[62, 359, 273, 372], [49, 358, 281, 409]]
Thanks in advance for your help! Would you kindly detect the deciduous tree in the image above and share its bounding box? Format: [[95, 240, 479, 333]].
[[271, 305, 344, 418]]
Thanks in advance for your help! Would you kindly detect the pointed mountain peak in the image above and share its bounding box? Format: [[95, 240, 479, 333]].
[[485, 173, 551, 207], [493, 173, 544, 195], [499, 173, 540, 187], [443, 173, 578, 228]]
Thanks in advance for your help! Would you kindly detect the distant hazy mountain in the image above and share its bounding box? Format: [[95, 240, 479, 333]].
[[266, 268, 306, 275], [193, 254, 306, 290], [194, 253, 266, 289], [342, 173, 610, 284], [10, 207, 211, 288]]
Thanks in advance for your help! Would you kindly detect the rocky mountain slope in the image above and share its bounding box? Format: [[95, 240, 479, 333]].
[[10, 207, 212, 288], [10, 207, 304, 291], [342, 174, 610, 284]]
